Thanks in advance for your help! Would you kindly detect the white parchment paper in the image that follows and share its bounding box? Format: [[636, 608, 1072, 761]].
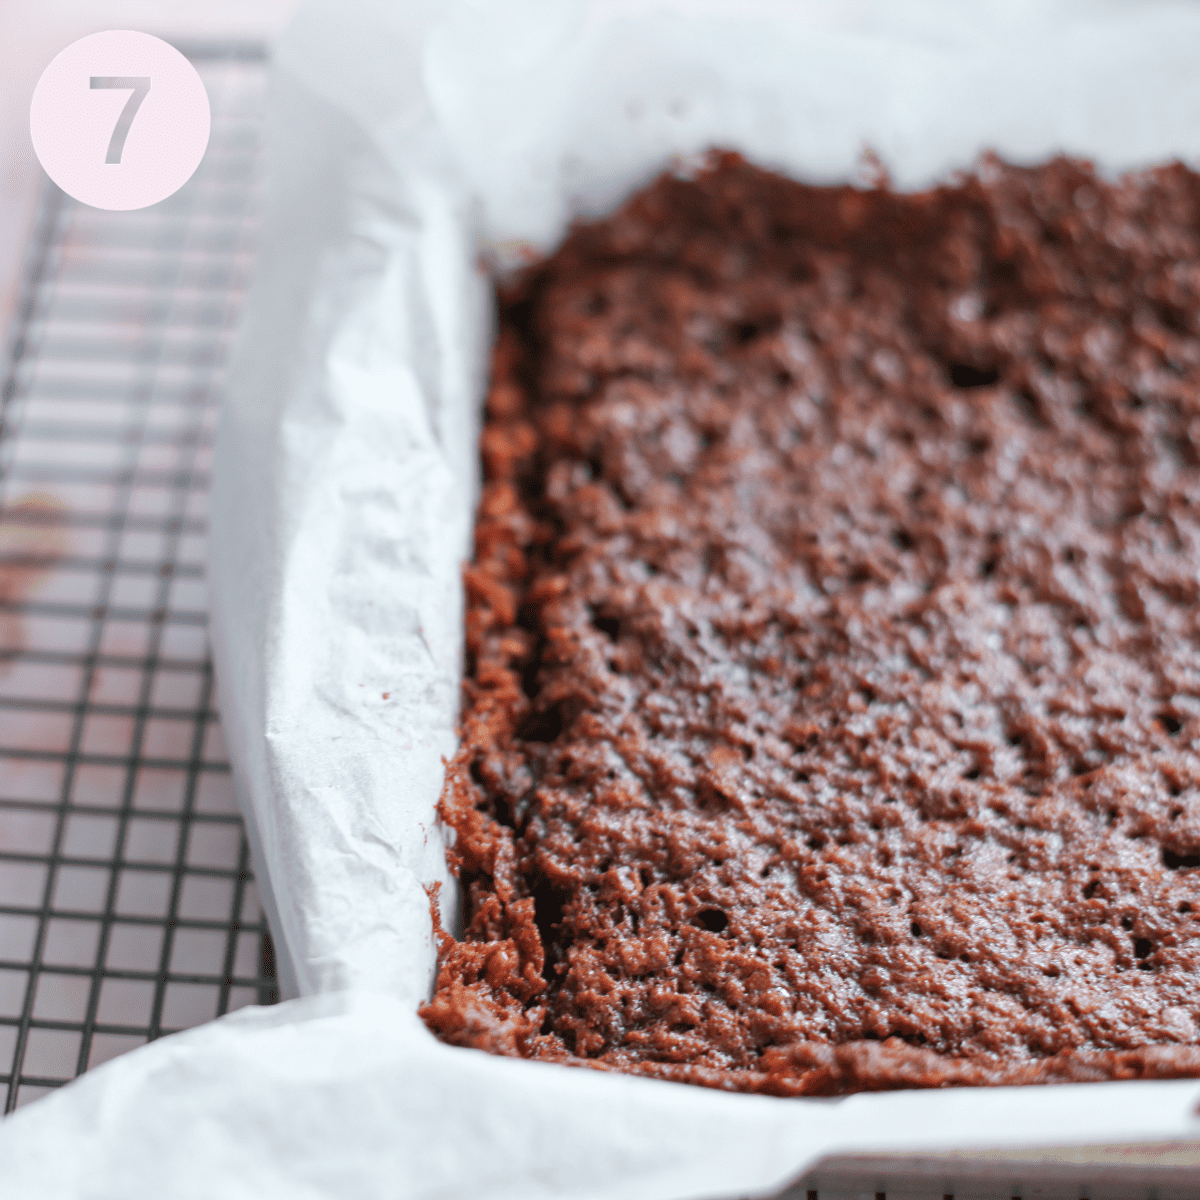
[[6, 1, 1200, 1195]]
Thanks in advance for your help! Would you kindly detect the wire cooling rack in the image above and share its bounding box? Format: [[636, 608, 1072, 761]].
[[2, 35, 1198, 1200], [0, 43, 276, 1115]]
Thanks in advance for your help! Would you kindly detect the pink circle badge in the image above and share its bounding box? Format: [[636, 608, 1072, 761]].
[[30, 31, 211, 212]]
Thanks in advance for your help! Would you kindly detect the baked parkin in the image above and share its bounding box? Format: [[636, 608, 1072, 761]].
[[422, 153, 1200, 1095]]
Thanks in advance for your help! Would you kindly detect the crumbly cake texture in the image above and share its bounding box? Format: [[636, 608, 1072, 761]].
[[419, 152, 1200, 1095]]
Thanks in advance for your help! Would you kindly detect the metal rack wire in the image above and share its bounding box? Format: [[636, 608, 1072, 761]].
[[2, 34, 1198, 1200], [0, 43, 276, 1114]]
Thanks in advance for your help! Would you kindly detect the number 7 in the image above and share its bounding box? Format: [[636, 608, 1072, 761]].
[[89, 76, 151, 165]]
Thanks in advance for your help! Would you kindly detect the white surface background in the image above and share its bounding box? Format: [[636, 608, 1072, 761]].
[[4, 3, 1200, 1197]]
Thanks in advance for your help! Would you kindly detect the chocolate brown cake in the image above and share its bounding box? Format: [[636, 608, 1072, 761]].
[[420, 152, 1200, 1095]]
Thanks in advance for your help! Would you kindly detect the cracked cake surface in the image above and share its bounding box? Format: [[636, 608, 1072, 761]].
[[420, 152, 1200, 1094]]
